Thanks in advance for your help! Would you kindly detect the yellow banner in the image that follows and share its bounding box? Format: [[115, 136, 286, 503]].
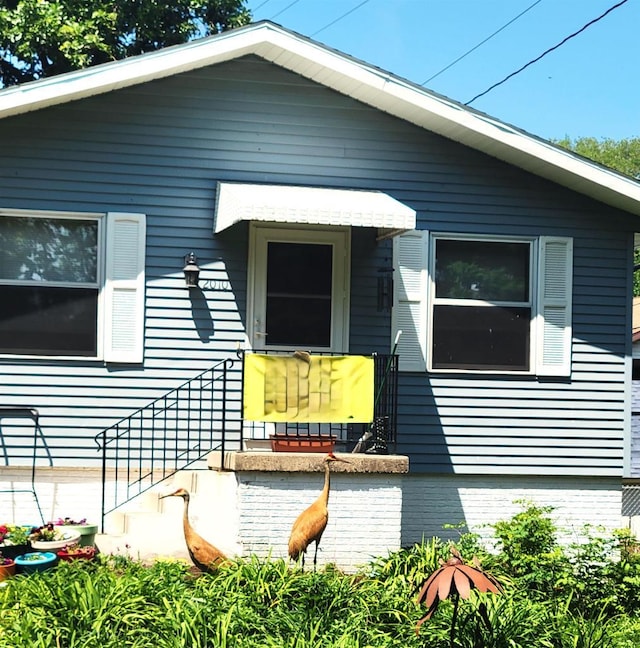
[[243, 354, 374, 423]]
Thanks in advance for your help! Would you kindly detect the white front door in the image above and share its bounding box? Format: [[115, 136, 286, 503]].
[[248, 224, 350, 352]]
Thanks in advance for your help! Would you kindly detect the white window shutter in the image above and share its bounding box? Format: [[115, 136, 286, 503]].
[[536, 236, 573, 377], [104, 212, 146, 363], [391, 230, 428, 372]]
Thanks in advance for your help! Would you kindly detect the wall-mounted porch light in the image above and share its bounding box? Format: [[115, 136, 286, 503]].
[[377, 266, 394, 312], [183, 252, 200, 288]]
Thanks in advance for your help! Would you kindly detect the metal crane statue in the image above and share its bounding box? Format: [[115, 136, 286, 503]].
[[288, 452, 351, 570], [159, 487, 227, 573]]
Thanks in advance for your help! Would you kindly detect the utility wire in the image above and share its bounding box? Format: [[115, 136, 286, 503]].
[[270, 0, 302, 21], [466, 0, 629, 105], [422, 0, 543, 86], [257, 0, 373, 39], [253, 0, 273, 11], [312, 0, 373, 37]]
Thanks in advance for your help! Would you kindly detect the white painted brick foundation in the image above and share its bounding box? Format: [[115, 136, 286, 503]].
[[0, 466, 626, 571], [237, 472, 402, 571], [401, 473, 624, 548]]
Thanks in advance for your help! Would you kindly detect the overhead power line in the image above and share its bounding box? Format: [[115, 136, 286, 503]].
[[311, 0, 373, 37], [270, 0, 302, 20], [258, 0, 373, 41], [422, 0, 544, 86], [466, 0, 629, 105], [253, 0, 273, 11]]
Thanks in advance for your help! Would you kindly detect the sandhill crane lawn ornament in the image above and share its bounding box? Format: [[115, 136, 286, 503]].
[[159, 487, 227, 574], [288, 452, 351, 570]]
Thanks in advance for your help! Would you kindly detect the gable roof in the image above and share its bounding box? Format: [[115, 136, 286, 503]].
[[1, 20, 640, 218]]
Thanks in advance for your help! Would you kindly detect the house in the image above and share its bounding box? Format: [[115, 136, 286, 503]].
[[625, 297, 640, 526], [631, 296, 640, 464], [1, 20, 639, 567]]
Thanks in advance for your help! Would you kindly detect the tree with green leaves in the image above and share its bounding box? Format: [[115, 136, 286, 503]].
[[0, 0, 251, 88], [556, 136, 640, 295], [555, 136, 640, 180]]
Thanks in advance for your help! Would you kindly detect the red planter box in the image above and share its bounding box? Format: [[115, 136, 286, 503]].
[[270, 435, 336, 453]]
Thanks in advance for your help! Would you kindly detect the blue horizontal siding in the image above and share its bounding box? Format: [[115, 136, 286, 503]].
[[0, 56, 635, 475]]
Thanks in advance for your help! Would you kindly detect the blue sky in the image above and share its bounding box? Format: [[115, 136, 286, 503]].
[[246, 0, 638, 142]]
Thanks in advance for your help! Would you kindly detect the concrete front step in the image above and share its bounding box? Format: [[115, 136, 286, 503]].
[[96, 469, 241, 564], [97, 504, 199, 564]]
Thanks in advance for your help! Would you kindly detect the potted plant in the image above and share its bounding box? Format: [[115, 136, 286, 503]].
[[29, 524, 80, 551], [0, 551, 16, 581], [56, 542, 97, 562], [53, 517, 98, 547], [0, 524, 34, 559], [14, 551, 57, 574]]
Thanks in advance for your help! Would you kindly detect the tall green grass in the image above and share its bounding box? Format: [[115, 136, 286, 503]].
[[1, 504, 640, 647]]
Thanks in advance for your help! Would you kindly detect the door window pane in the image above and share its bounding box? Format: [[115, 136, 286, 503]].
[[265, 242, 332, 347]]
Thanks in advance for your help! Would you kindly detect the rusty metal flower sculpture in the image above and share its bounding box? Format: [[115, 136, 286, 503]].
[[416, 546, 502, 643]]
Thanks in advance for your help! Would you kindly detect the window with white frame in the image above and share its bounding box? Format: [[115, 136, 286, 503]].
[[0, 210, 146, 362], [432, 237, 532, 371], [392, 231, 572, 376], [0, 214, 100, 356]]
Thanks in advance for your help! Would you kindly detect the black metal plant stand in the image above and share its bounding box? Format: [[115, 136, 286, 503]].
[[0, 407, 50, 525]]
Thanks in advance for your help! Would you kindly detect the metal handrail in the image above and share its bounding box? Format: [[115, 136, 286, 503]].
[[94, 357, 239, 531]]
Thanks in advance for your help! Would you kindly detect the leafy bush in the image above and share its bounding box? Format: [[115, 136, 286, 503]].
[[487, 500, 570, 598], [1, 504, 640, 647], [485, 502, 640, 621]]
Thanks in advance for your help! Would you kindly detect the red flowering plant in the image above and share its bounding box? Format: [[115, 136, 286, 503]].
[[57, 542, 96, 560], [29, 523, 60, 542], [0, 524, 33, 546], [62, 542, 95, 556], [54, 517, 87, 526]]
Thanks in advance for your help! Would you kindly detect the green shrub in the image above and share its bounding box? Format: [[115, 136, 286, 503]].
[[486, 500, 570, 600], [1, 506, 640, 647], [492, 500, 558, 560]]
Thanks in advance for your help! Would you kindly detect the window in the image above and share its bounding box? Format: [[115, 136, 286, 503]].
[[392, 231, 572, 376], [0, 215, 99, 356], [248, 225, 350, 352], [0, 210, 146, 362], [432, 238, 532, 371]]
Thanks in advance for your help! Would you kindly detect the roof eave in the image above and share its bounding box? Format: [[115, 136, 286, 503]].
[[263, 29, 640, 216], [0, 23, 272, 118], [1, 21, 640, 216]]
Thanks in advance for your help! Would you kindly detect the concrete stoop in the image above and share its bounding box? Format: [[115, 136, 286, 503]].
[[95, 469, 240, 565]]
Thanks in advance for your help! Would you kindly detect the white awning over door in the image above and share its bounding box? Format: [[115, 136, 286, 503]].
[[213, 182, 416, 240]]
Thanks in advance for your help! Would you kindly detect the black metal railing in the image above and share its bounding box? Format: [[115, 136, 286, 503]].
[[95, 351, 398, 529], [240, 352, 398, 454], [94, 357, 239, 531]]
